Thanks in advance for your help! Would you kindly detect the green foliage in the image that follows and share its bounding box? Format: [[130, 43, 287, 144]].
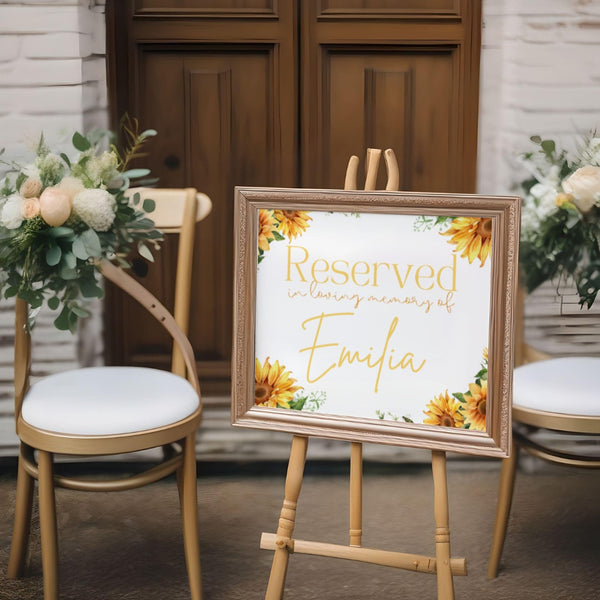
[[413, 215, 454, 233], [288, 390, 327, 412], [0, 122, 162, 332], [519, 133, 600, 308]]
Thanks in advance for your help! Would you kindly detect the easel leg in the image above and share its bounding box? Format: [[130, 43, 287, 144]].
[[432, 451, 454, 600], [265, 435, 308, 600], [488, 444, 519, 578], [349, 442, 362, 547]]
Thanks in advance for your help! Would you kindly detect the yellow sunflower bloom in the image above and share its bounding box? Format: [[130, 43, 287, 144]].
[[423, 390, 465, 428], [441, 217, 492, 267], [482, 347, 488, 362], [273, 210, 312, 240], [258, 209, 278, 252], [254, 356, 302, 409], [465, 379, 487, 431]]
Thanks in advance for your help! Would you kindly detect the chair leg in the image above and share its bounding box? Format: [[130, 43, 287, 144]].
[[180, 433, 202, 600], [488, 444, 520, 579], [7, 445, 35, 578], [38, 450, 59, 600]]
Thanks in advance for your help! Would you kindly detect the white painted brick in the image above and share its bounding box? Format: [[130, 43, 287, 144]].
[[4, 1, 81, 4], [503, 0, 579, 17], [0, 114, 85, 151], [22, 32, 90, 59], [0, 57, 83, 86], [505, 61, 599, 86], [520, 18, 568, 43], [482, 15, 505, 47], [82, 55, 105, 83], [503, 41, 574, 67], [510, 110, 598, 135], [82, 81, 100, 111], [563, 19, 600, 43], [505, 83, 600, 112], [0, 6, 80, 34], [0, 85, 84, 114], [575, 0, 600, 16], [0, 35, 20, 63], [83, 107, 109, 133], [90, 11, 105, 55]]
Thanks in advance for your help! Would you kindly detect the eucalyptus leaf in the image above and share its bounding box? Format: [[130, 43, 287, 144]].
[[79, 278, 104, 298], [80, 228, 102, 257], [59, 266, 78, 280], [48, 296, 60, 310], [72, 237, 89, 260], [122, 168, 150, 179], [46, 245, 62, 266], [71, 305, 91, 318], [54, 306, 72, 330], [60, 153, 71, 168], [142, 199, 155, 213], [49, 226, 74, 238], [541, 139, 555, 155], [72, 131, 91, 152], [62, 251, 77, 269], [137, 242, 154, 262]]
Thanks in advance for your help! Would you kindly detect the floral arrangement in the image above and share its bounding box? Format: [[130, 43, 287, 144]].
[[257, 209, 312, 263], [414, 215, 493, 268], [254, 356, 326, 412], [519, 134, 600, 307], [422, 348, 488, 431], [0, 118, 162, 331]]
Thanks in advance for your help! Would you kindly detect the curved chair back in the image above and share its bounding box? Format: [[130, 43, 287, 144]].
[[126, 187, 212, 376]]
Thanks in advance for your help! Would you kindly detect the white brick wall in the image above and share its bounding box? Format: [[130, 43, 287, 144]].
[[477, 0, 600, 196], [0, 1, 108, 428], [0, 0, 107, 169]]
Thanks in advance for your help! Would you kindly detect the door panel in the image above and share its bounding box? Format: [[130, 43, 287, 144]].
[[301, 0, 480, 192], [106, 2, 297, 393], [322, 49, 456, 191]]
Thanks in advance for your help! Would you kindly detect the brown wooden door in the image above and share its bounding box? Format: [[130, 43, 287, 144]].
[[105, 0, 480, 394], [105, 1, 298, 393], [301, 0, 481, 191]]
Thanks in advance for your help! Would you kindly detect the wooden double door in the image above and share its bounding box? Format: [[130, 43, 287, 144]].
[[106, 0, 482, 394]]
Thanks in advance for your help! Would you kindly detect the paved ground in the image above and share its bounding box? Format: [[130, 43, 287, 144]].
[[1, 459, 599, 599]]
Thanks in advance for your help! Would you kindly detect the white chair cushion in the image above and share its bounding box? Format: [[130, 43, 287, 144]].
[[514, 357, 600, 416], [21, 367, 199, 435]]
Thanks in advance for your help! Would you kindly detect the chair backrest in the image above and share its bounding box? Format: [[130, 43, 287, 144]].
[[127, 187, 212, 376], [13, 187, 212, 423]]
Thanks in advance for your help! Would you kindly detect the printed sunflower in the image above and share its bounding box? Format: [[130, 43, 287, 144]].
[[441, 217, 492, 267], [258, 209, 278, 252], [464, 379, 487, 431], [423, 390, 465, 428], [273, 209, 312, 240], [254, 356, 302, 409]]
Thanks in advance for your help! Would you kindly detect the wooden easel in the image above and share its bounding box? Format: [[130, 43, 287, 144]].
[[260, 149, 466, 599]]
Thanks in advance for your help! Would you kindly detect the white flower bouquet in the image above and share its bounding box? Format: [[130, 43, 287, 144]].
[[0, 118, 162, 331], [519, 134, 600, 307]]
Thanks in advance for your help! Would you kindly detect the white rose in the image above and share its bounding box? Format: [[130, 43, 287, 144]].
[[0, 194, 25, 229], [562, 166, 600, 214], [72, 188, 116, 231]]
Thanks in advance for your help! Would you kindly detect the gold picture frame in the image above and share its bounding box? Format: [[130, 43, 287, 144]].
[[232, 187, 520, 458]]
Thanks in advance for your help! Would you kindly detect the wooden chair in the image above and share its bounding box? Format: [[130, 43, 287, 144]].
[[7, 187, 211, 600], [488, 288, 600, 578]]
